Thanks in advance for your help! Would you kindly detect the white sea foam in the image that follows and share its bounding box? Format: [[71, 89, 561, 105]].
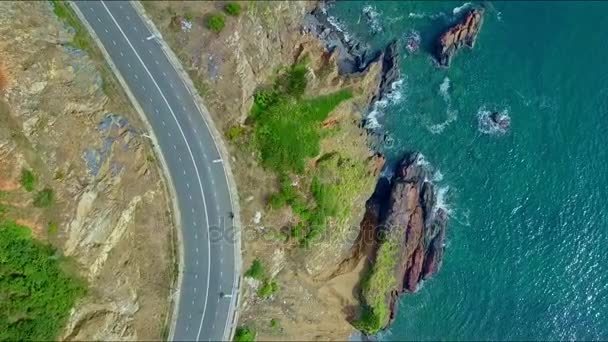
[[427, 77, 459, 134], [365, 78, 405, 130], [432, 169, 444, 182], [435, 185, 452, 216], [326, 15, 352, 42], [408, 11, 446, 19], [452, 2, 472, 15], [439, 76, 451, 100], [362, 5, 383, 34], [477, 105, 511, 135]]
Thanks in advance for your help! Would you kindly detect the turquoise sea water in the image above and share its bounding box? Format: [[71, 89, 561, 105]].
[[328, 2, 608, 340]]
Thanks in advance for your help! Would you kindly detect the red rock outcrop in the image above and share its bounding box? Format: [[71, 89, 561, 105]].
[[435, 8, 484, 67], [366, 152, 448, 327]]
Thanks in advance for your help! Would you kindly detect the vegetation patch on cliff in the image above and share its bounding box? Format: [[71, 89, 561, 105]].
[[355, 234, 399, 335], [248, 60, 376, 247], [0, 219, 85, 341]]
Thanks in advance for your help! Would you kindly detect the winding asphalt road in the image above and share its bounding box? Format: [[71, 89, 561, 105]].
[[71, 1, 238, 340]]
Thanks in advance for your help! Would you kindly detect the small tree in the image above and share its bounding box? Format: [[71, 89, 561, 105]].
[[34, 188, 54, 208], [224, 2, 242, 16], [20, 169, 36, 192], [234, 326, 256, 342], [257, 278, 278, 298], [206, 13, 225, 33], [244, 258, 265, 280]]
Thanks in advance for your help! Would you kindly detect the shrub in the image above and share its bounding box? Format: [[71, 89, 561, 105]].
[[224, 2, 242, 16], [269, 318, 280, 330], [33, 188, 54, 208], [244, 258, 265, 280], [206, 13, 225, 33], [48, 221, 58, 235], [233, 326, 256, 341], [257, 278, 278, 298], [20, 169, 36, 192], [225, 125, 246, 142], [0, 219, 85, 340]]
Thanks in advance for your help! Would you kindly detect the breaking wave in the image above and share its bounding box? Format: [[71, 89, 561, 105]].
[[477, 105, 511, 135], [452, 2, 473, 15], [362, 5, 383, 34], [428, 77, 459, 134], [365, 79, 406, 130]]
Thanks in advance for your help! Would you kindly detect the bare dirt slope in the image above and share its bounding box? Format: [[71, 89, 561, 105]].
[[0, 2, 173, 340]]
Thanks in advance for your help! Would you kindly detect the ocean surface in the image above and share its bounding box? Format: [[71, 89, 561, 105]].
[[327, 1, 608, 340]]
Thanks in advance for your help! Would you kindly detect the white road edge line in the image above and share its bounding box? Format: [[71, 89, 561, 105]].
[[99, 2, 213, 340]]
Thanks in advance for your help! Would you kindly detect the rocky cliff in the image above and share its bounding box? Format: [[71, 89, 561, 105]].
[[358, 153, 448, 333], [435, 8, 484, 67]]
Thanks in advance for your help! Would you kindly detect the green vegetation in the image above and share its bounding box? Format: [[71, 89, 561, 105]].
[[48, 221, 58, 235], [33, 188, 54, 208], [224, 2, 242, 16], [225, 125, 246, 142], [251, 61, 352, 174], [206, 13, 225, 33], [50, 0, 91, 51], [354, 236, 399, 335], [0, 219, 85, 340], [244, 258, 265, 280], [269, 318, 280, 330], [257, 278, 278, 299], [233, 326, 256, 342], [248, 59, 371, 247], [20, 169, 36, 192]]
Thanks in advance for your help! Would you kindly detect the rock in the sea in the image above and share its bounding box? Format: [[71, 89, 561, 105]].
[[362, 152, 449, 330], [435, 8, 484, 67]]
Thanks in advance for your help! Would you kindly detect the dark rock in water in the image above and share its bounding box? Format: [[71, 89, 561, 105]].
[[303, 5, 382, 75], [369, 40, 400, 107], [362, 152, 449, 328], [435, 8, 484, 67], [490, 111, 511, 130], [404, 30, 421, 54]]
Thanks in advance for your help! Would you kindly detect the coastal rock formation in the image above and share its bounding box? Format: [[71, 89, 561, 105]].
[[359, 153, 448, 333], [303, 3, 382, 75], [435, 8, 484, 67], [369, 40, 400, 107], [388, 153, 447, 294]]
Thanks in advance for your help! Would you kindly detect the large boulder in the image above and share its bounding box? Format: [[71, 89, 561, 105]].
[[435, 8, 484, 67]]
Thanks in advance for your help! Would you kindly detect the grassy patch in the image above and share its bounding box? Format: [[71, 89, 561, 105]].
[[248, 59, 365, 247], [244, 258, 265, 280], [269, 318, 280, 330], [206, 13, 225, 33], [0, 219, 85, 341], [50, 0, 91, 51], [224, 2, 242, 17], [47, 221, 58, 235], [33, 188, 54, 208], [257, 278, 278, 299], [225, 125, 246, 143], [234, 326, 256, 342], [354, 235, 399, 335], [251, 61, 352, 174], [20, 169, 36, 192]]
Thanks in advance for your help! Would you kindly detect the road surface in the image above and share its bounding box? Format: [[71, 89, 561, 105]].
[[71, 1, 239, 340]]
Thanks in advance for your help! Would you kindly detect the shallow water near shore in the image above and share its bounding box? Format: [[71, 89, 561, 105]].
[[328, 1, 608, 340]]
